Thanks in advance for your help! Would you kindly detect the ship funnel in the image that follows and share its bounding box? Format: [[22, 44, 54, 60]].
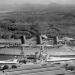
[[36, 35, 42, 44], [20, 35, 26, 44]]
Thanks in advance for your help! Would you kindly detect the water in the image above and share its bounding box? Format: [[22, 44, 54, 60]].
[[0, 54, 20, 61]]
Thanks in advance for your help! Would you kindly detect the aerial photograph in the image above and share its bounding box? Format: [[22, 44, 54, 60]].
[[0, 0, 75, 75]]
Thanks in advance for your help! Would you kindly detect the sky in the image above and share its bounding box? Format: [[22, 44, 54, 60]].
[[0, 0, 75, 5]]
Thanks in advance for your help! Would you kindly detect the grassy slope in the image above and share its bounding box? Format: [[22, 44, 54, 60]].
[[0, 4, 75, 38]]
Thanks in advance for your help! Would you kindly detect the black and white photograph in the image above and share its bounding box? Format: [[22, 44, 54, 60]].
[[0, 0, 75, 75]]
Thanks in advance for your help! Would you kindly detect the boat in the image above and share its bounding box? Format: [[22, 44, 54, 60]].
[[1, 36, 75, 75]]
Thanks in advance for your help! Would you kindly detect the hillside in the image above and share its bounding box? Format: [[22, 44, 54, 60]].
[[0, 4, 75, 38]]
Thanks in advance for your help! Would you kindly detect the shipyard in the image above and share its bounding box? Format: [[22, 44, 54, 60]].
[[0, 0, 75, 75]]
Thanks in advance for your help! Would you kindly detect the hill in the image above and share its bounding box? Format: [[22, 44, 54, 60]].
[[0, 4, 75, 38]]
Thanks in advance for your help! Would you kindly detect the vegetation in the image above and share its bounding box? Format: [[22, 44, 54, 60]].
[[0, 4, 75, 39]]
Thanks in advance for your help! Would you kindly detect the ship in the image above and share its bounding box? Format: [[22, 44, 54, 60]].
[[0, 35, 75, 75]]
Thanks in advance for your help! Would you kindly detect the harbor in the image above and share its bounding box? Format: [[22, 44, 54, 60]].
[[0, 1, 75, 75]]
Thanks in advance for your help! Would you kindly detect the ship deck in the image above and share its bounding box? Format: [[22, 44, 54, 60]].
[[0, 63, 75, 75]]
